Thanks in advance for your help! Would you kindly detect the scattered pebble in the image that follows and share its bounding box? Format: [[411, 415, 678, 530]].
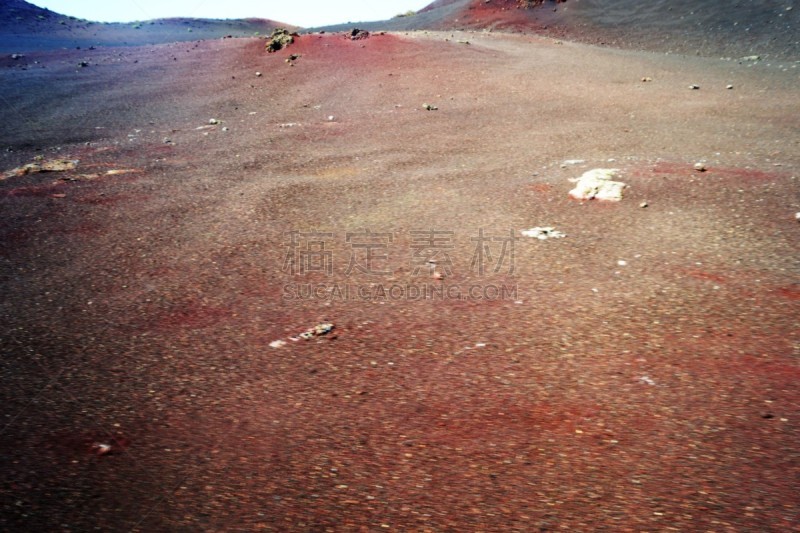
[[688, 84, 700, 90], [255, 71, 262, 77], [617, 260, 628, 267], [423, 103, 438, 111], [641, 77, 652, 82], [92, 443, 112, 456], [11, 54, 23, 60], [640, 201, 649, 208], [639, 376, 656, 386], [208, 118, 220, 125], [693, 162, 707, 172], [269, 340, 287, 349], [726, 84, 734, 90], [521, 227, 566, 240]]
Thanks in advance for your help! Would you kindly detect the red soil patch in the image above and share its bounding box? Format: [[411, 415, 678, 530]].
[[274, 32, 424, 65], [644, 161, 786, 183], [143, 299, 234, 332], [41, 431, 132, 457], [681, 268, 727, 285], [73, 193, 140, 206], [1, 183, 67, 198], [417, 0, 561, 32], [775, 285, 800, 301], [527, 183, 553, 194]]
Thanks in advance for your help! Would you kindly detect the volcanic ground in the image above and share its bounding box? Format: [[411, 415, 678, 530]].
[[0, 1, 799, 531]]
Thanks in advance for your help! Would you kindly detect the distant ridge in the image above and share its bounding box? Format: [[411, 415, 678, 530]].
[[0, 0, 295, 51]]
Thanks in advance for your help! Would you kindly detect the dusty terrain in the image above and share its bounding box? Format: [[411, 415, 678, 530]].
[[1, 1, 799, 531]]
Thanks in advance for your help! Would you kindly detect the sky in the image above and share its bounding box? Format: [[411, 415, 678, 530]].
[[28, 0, 435, 27]]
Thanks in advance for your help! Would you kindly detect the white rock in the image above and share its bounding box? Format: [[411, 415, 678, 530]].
[[521, 227, 566, 239], [269, 340, 287, 349], [568, 168, 626, 201]]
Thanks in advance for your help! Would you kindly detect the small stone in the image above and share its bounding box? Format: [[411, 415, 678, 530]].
[[726, 84, 734, 90], [78, 61, 89, 68], [255, 71, 262, 77], [222, 127, 230, 132], [11, 54, 23, 60], [327, 115, 336, 122], [349, 28, 370, 40], [422, 103, 438, 111], [269, 340, 287, 349], [209, 118, 220, 125], [693, 162, 707, 172], [689, 84, 700, 90], [641, 76, 652, 82], [640, 201, 649, 208], [93, 443, 112, 456], [795, 212, 800, 221]]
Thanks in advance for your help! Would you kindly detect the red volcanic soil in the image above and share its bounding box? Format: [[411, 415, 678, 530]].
[[327, 0, 799, 61], [1, 24, 799, 533]]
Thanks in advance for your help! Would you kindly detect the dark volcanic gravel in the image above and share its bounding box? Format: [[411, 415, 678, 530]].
[[1, 27, 798, 531]]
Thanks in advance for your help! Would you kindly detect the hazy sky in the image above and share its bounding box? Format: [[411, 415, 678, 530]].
[[28, 0, 435, 27]]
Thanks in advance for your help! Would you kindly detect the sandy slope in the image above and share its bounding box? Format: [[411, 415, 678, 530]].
[[320, 0, 800, 60], [0, 16, 799, 533]]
